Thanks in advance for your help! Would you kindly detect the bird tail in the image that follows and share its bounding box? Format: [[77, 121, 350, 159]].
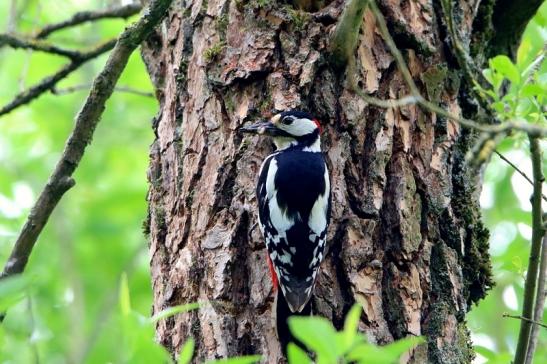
[[275, 288, 312, 356]]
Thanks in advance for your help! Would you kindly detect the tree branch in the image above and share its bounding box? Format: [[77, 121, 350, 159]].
[[525, 233, 547, 364], [0, 0, 172, 295], [0, 33, 83, 59], [0, 39, 116, 118], [514, 136, 545, 364], [34, 3, 142, 39]]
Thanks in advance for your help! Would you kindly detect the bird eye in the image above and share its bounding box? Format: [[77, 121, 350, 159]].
[[282, 117, 294, 125]]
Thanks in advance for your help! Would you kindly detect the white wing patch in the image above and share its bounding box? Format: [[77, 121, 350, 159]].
[[265, 158, 278, 200], [266, 159, 295, 232], [308, 167, 330, 235]]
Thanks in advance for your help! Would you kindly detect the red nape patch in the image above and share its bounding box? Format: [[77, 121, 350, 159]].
[[267, 255, 278, 291], [313, 119, 322, 134]]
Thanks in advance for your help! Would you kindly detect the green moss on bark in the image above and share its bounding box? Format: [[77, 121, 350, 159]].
[[428, 243, 476, 363], [451, 132, 494, 306]]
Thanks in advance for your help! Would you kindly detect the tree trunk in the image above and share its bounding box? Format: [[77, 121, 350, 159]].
[[139, 0, 523, 362]]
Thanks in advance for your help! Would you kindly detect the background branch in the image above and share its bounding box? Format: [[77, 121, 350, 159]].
[[514, 136, 545, 363], [0, 39, 116, 118], [52, 84, 154, 98], [0, 0, 172, 300], [0, 4, 146, 117], [0, 33, 83, 59], [525, 233, 547, 364], [34, 3, 142, 39]]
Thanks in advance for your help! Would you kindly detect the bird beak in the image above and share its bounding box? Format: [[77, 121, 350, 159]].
[[239, 120, 280, 136]]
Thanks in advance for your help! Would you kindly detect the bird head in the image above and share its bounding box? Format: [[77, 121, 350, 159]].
[[239, 110, 322, 151]]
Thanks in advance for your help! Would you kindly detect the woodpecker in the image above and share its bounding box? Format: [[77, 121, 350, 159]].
[[240, 110, 331, 350]]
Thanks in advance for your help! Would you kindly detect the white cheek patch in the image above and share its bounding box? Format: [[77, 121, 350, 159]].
[[282, 118, 317, 137]]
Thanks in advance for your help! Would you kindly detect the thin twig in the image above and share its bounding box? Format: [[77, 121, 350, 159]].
[[368, 0, 420, 96], [419, 98, 547, 137], [34, 4, 142, 39], [353, 89, 419, 108], [0, 33, 83, 59], [503, 313, 547, 329], [52, 84, 154, 98], [525, 233, 547, 364], [0, 39, 117, 118], [494, 151, 547, 203], [495, 151, 534, 185], [514, 136, 545, 364], [0, 0, 172, 289]]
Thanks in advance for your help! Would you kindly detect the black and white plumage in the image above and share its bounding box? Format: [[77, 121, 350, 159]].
[[241, 110, 331, 314]]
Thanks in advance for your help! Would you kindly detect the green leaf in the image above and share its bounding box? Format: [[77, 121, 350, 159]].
[[288, 316, 339, 363], [205, 355, 262, 364], [287, 343, 311, 364], [119, 272, 131, 316], [474, 345, 496, 360], [521, 84, 545, 97], [490, 56, 521, 85], [150, 303, 200, 323], [346, 343, 396, 363], [341, 304, 362, 352], [382, 336, 424, 355], [347, 336, 423, 364], [482, 68, 502, 91], [178, 338, 195, 364]]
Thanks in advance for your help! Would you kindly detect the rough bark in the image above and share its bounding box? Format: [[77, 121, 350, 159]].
[[141, 0, 500, 362]]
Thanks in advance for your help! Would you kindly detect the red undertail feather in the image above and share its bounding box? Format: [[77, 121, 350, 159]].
[[267, 254, 278, 290]]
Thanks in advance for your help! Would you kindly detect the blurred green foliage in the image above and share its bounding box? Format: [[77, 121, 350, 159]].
[[0, 1, 545, 363], [0, 1, 158, 362]]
